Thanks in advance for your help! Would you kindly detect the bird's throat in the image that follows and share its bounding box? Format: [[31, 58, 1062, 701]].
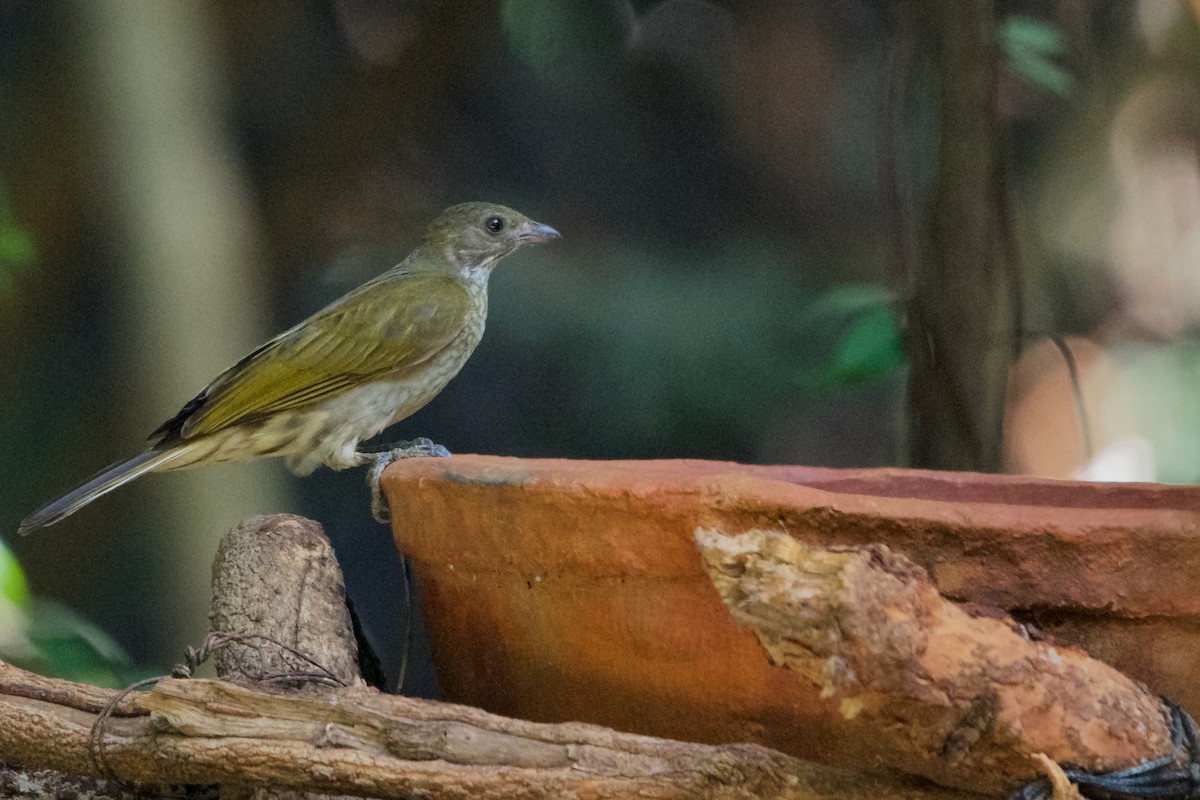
[[445, 246, 496, 287]]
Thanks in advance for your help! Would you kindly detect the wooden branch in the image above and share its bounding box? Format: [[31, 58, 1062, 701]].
[[695, 529, 1176, 794], [0, 661, 976, 800]]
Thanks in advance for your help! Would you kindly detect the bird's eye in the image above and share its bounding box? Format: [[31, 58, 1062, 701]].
[[485, 215, 505, 234]]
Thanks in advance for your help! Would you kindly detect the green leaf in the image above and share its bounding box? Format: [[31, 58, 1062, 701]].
[[1001, 15, 1066, 56], [1007, 50, 1075, 96], [0, 542, 29, 608], [798, 285, 905, 389], [831, 304, 905, 381], [21, 599, 131, 687], [0, 175, 36, 295], [1000, 15, 1074, 96], [0, 223, 36, 266], [802, 284, 894, 320]]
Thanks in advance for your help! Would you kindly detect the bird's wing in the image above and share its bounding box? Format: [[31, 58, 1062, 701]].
[[155, 274, 474, 441]]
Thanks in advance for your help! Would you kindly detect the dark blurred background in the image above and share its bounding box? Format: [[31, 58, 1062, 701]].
[[1, 0, 1198, 689]]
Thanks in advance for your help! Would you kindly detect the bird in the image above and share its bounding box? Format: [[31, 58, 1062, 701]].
[[19, 202, 560, 534]]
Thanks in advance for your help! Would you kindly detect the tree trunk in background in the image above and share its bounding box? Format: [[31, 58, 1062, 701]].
[[74, 0, 292, 657], [905, 0, 1016, 472]]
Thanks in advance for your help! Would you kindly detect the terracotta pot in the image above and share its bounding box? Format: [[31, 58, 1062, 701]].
[[382, 456, 1200, 765]]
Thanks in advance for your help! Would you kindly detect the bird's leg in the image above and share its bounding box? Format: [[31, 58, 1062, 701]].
[[360, 438, 452, 523]]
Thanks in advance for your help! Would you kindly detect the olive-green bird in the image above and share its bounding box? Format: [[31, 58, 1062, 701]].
[[19, 202, 559, 534]]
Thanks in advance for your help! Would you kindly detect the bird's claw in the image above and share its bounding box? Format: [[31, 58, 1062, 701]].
[[397, 437, 452, 459], [363, 438, 452, 523]]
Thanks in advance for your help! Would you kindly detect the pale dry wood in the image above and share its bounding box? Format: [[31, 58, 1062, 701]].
[[695, 529, 1176, 794], [0, 661, 976, 800], [208, 514, 363, 686]]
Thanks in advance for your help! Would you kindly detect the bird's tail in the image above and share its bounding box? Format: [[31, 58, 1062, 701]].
[[18, 448, 187, 535]]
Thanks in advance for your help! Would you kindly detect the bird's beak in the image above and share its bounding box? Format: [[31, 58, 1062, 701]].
[[517, 220, 561, 245]]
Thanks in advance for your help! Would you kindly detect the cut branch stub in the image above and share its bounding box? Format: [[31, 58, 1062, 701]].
[[695, 528, 1173, 794], [208, 514, 363, 686]]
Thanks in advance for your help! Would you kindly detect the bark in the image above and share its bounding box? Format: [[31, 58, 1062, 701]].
[[5, 513, 1166, 797], [695, 529, 1174, 794], [208, 514, 363, 687], [0, 662, 974, 800], [208, 514, 364, 800]]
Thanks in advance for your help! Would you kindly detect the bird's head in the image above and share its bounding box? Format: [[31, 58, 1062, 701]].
[[421, 202, 560, 278]]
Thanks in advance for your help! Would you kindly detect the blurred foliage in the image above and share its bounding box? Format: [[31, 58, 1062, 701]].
[[796, 285, 905, 390], [1000, 15, 1074, 96], [12, 600, 132, 687], [0, 542, 28, 608], [1113, 344, 1200, 485], [0, 177, 35, 294], [501, 0, 628, 97], [0, 542, 130, 687], [489, 242, 827, 457]]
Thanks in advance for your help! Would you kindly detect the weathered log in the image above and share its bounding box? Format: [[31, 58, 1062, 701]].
[[695, 529, 1172, 793]]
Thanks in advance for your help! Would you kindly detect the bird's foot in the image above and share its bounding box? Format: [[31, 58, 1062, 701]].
[[362, 438, 452, 523]]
